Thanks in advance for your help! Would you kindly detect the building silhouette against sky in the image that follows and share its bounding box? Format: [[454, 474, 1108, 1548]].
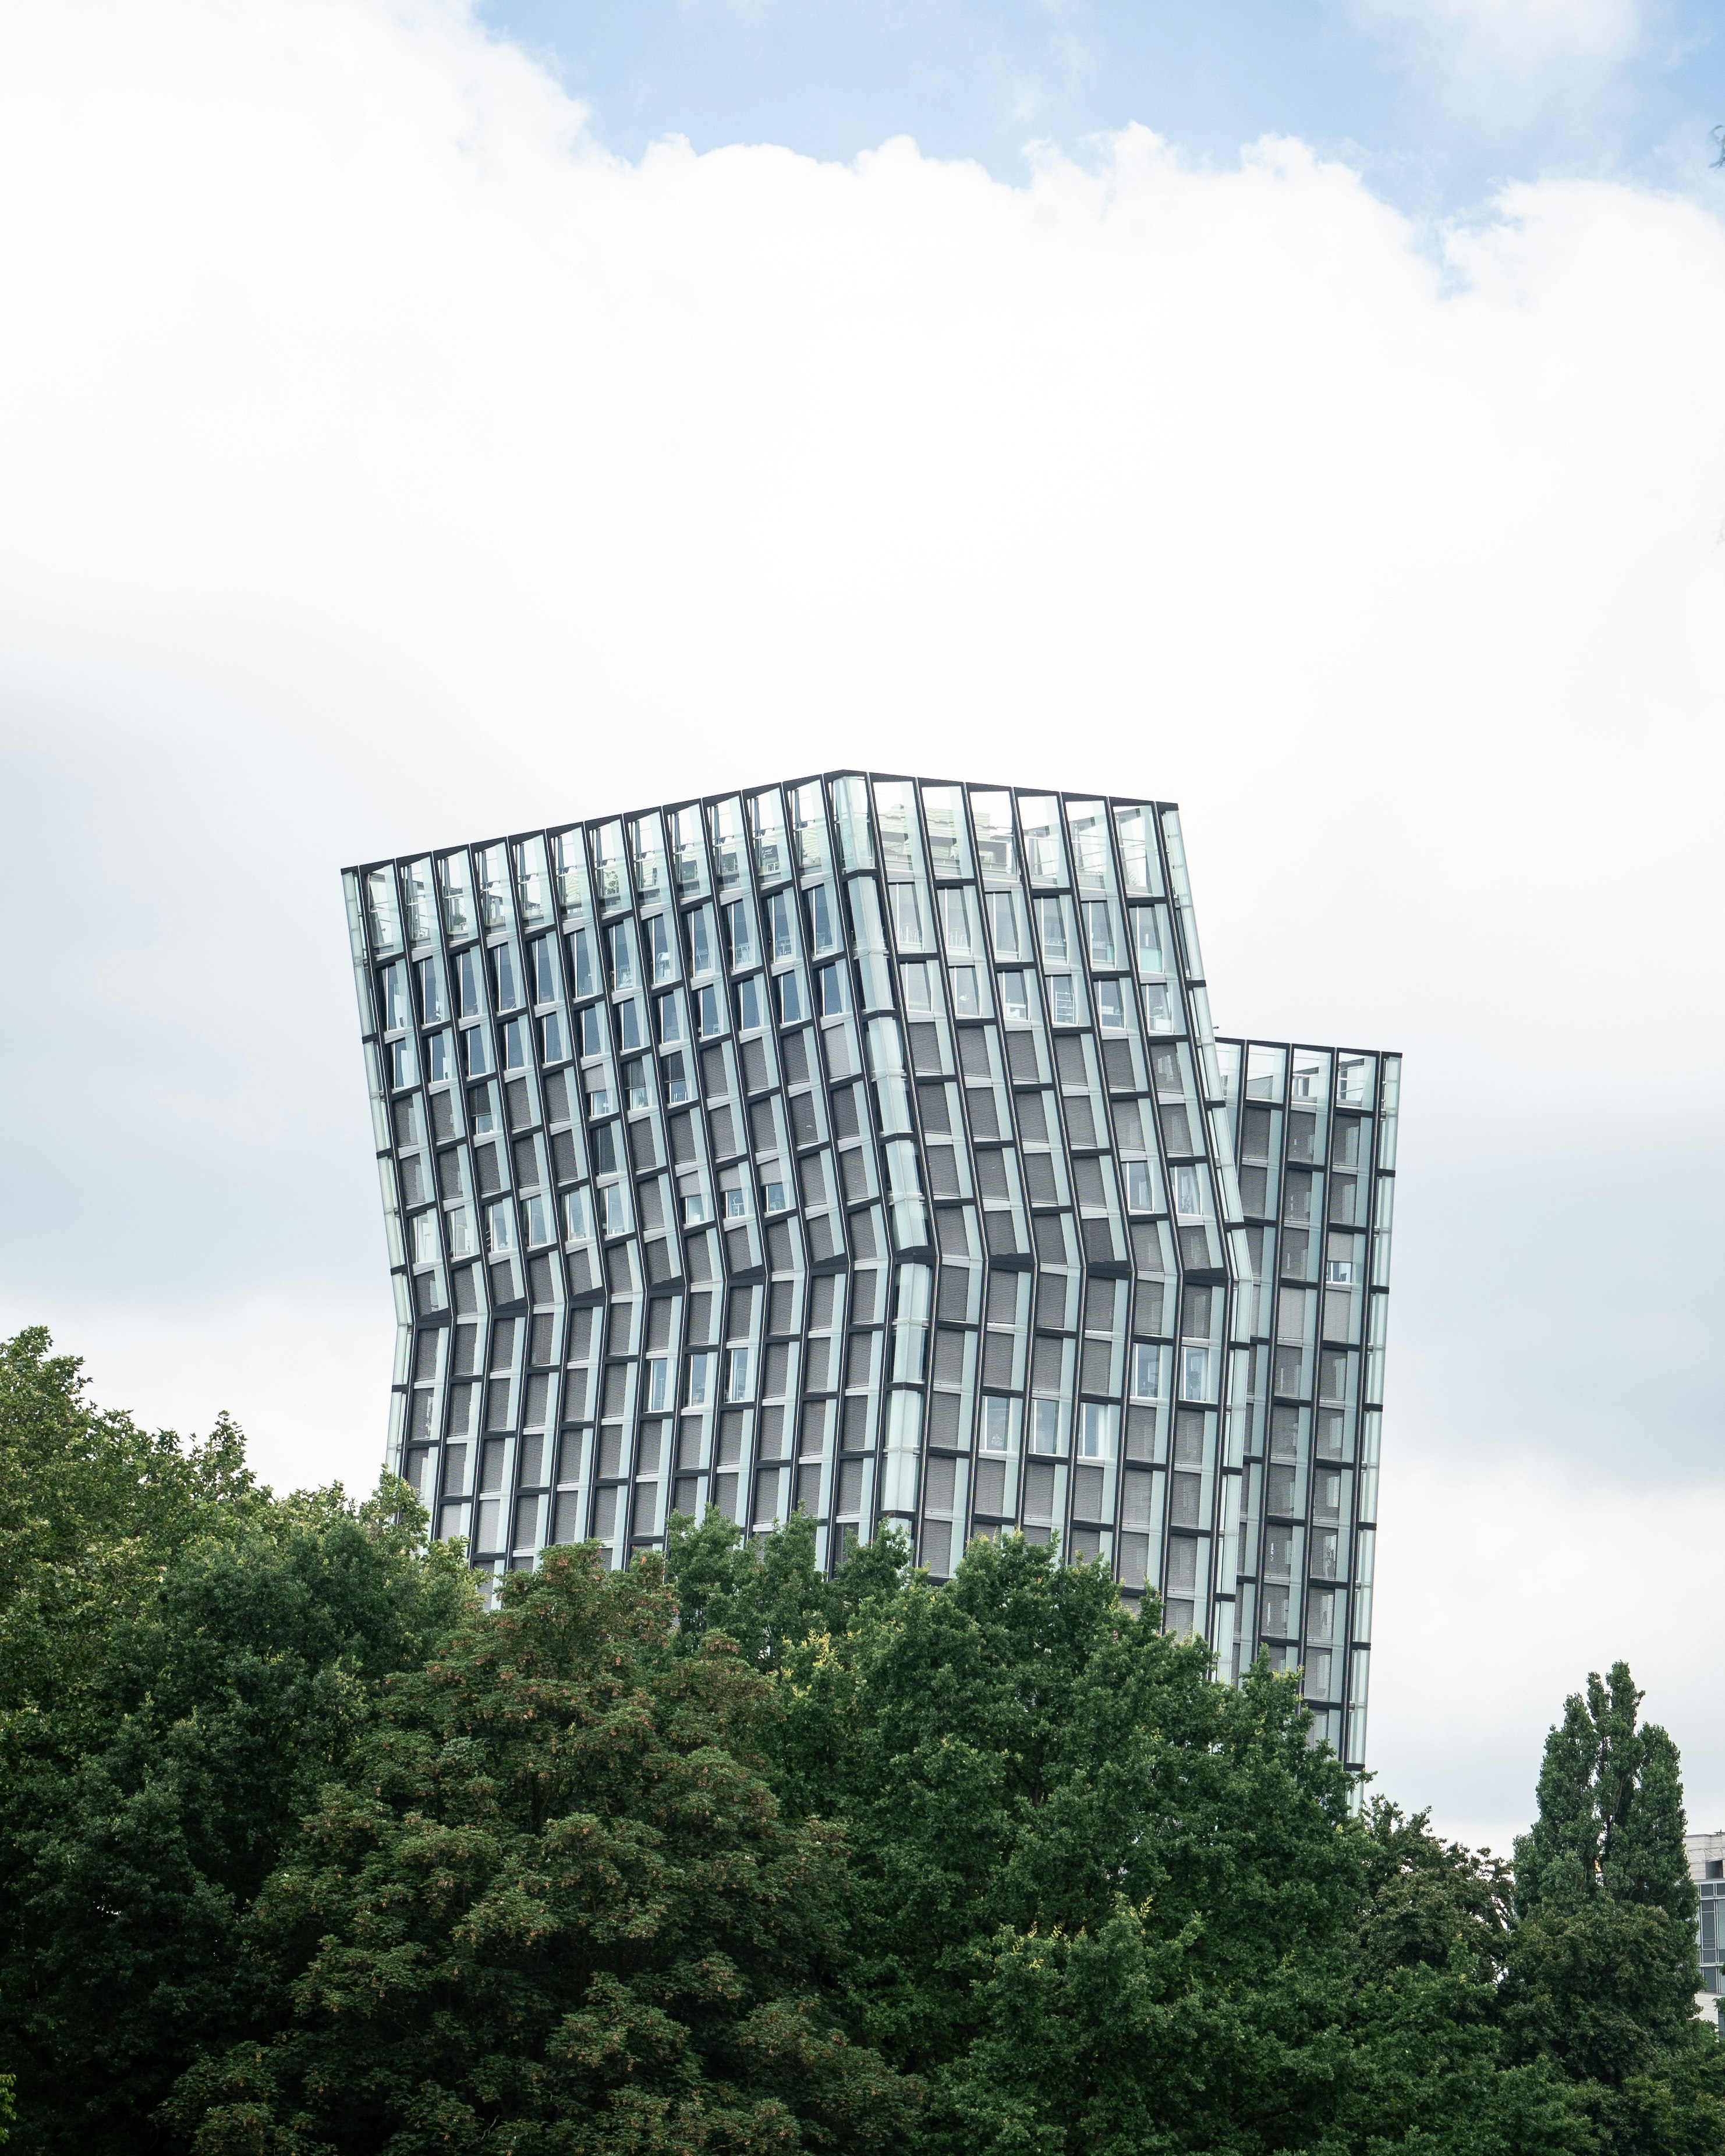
[[344, 775, 1398, 1768]]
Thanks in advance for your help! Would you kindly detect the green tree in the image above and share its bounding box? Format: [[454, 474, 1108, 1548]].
[[1501, 1663, 1724, 2155], [0, 1477, 471, 2154], [167, 1542, 918, 2155], [0, 1327, 257, 1765], [673, 1519, 1364, 2153], [1329, 1803, 1584, 2155]]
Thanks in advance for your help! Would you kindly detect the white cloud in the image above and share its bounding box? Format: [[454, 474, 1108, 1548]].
[[1350, 0, 1645, 123], [1, 0, 1723, 1838]]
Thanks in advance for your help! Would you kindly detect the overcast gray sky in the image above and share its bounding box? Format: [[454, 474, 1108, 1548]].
[[2, 0, 1722, 1857]]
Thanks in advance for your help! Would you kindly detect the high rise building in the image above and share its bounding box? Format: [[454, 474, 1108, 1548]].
[[1689, 1830, 1725, 2022], [343, 775, 1398, 1768]]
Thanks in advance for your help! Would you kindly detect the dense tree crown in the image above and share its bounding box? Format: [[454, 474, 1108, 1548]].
[[0, 1327, 1719, 2155]]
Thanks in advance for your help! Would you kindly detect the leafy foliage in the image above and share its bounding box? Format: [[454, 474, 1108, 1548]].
[[169, 1542, 917, 2155], [3, 1338, 1722, 2156]]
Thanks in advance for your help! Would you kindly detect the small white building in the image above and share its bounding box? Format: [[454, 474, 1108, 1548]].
[[1686, 1829, 1724, 2025]]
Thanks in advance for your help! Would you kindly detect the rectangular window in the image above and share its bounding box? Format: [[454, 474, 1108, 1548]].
[[685, 904, 716, 978], [1174, 1165, 1203, 1216], [523, 1193, 553, 1247], [941, 886, 977, 955], [663, 1051, 691, 1104], [646, 1357, 671, 1412], [623, 1058, 649, 1109], [616, 999, 644, 1052], [529, 935, 558, 1005], [998, 970, 1030, 1021], [726, 1347, 752, 1399], [1078, 1403, 1117, 1458], [598, 1183, 629, 1236], [806, 884, 839, 955], [891, 881, 929, 949], [950, 964, 980, 1016], [456, 948, 481, 1018], [647, 913, 675, 984], [567, 928, 596, 999], [462, 1027, 493, 1077], [484, 1200, 515, 1253], [1181, 1346, 1213, 1400], [817, 962, 847, 1016], [735, 975, 764, 1032], [1142, 984, 1177, 1033], [448, 1206, 476, 1257], [1083, 900, 1115, 966], [415, 956, 447, 1024], [1048, 975, 1079, 1026], [578, 1004, 604, 1058], [1125, 1161, 1155, 1212], [1094, 978, 1126, 1030], [761, 1179, 789, 1213], [608, 921, 637, 990], [380, 960, 409, 1031], [686, 1351, 717, 1406], [988, 891, 1020, 956], [683, 1190, 713, 1225], [901, 961, 934, 1013], [469, 1080, 498, 1134], [982, 1396, 1011, 1451], [1029, 1398, 1062, 1455], [426, 1030, 452, 1083], [1131, 1343, 1164, 1399], [656, 992, 684, 1044], [493, 946, 523, 1013], [695, 983, 724, 1036], [773, 971, 804, 1023], [722, 1187, 748, 1219], [1036, 896, 1068, 961], [562, 1189, 591, 1241], [388, 1036, 417, 1088], [1132, 907, 1167, 975], [722, 899, 756, 968], [412, 1211, 440, 1263], [768, 889, 795, 961], [501, 1017, 528, 1072]]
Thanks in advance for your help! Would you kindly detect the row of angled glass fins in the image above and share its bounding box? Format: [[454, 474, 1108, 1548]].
[[346, 776, 1395, 1767]]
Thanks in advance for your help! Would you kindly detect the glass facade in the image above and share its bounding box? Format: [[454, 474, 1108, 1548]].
[[1689, 1831, 1725, 2024], [343, 774, 1398, 1771]]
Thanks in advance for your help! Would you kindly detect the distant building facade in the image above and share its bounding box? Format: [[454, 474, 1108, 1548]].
[[1689, 1829, 1725, 2022], [343, 776, 1398, 1768]]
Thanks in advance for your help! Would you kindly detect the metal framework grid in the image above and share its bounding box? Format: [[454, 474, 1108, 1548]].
[[343, 774, 1398, 1768]]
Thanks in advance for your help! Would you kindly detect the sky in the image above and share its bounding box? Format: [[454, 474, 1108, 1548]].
[[1, 0, 1723, 1856]]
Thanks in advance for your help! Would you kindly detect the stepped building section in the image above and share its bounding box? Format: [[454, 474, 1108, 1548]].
[[344, 776, 1398, 1767]]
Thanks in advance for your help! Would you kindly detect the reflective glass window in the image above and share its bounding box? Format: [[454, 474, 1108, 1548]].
[[806, 884, 839, 955], [416, 956, 447, 1024], [380, 961, 409, 1031], [722, 899, 756, 969], [685, 903, 715, 978], [492, 946, 523, 1013]]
